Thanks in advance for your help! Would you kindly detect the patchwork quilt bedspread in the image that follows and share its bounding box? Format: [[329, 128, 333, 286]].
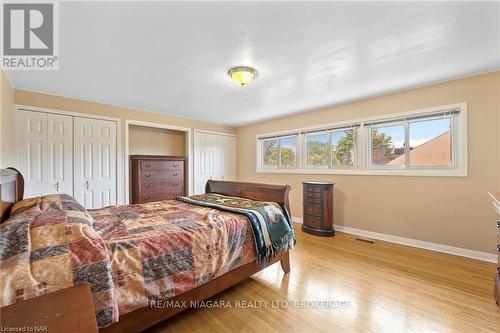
[[0, 194, 118, 326], [177, 193, 295, 262], [90, 199, 256, 321], [0, 195, 256, 328]]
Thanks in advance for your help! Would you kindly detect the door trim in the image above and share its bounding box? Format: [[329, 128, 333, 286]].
[[194, 129, 236, 138], [15, 105, 124, 205], [124, 119, 193, 204]]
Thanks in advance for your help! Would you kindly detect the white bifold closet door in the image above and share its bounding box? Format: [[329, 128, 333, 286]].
[[217, 134, 236, 182], [194, 131, 236, 195], [18, 110, 73, 198], [73, 117, 117, 209]]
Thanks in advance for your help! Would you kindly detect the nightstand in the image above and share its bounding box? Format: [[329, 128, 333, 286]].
[[302, 181, 335, 236], [0, 284, 98, 333], [489, 192, 500, 306]]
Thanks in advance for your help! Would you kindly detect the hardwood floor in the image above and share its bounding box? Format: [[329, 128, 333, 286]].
[[146, 224, 500, 332]]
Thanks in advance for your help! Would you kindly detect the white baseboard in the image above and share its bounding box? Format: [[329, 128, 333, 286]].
[[291, 216, 496, 263]]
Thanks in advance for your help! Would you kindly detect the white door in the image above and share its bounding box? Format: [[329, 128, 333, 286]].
[[194, 132, 216, 194], [194, 132, 236, 195], [18, 110, 73, 198], [18, 110, 48, 198], [217, 135, 236, 181], [74, 117, 117, 209], [47, 114, 73, 195], [94, 119, 117, 208]]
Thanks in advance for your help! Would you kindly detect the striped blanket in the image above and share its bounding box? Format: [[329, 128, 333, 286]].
[[177, 193, 295, 262]]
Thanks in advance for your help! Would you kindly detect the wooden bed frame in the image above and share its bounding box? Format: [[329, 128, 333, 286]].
[[0, 171, 292, 333], [0, 168, 24, 223]]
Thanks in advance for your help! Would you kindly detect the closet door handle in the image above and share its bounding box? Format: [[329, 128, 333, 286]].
[[55, 181, 60, 192], [84, 181, 90, 190]]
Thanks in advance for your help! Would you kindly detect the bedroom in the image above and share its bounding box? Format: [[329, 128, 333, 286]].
[[0, 1, 499, 332]]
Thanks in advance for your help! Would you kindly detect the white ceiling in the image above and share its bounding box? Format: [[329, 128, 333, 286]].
[[5, 1, 500, 126]]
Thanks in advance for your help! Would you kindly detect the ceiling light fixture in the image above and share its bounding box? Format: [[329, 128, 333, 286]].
[[228, 66, 258, 86]]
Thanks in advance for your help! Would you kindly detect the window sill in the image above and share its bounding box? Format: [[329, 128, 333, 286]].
[[256, 168, 468, 177]]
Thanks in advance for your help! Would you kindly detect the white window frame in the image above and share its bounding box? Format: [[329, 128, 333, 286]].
[[406, 114, 455, 170], [367, 121, 406, 170], [260, 137, 279, 169], [256, 103, 468, 177]]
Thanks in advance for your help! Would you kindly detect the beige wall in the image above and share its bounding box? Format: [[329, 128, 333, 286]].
[[129, 125, 186, 156], [236, 71, 500, 254], [0, 71, 15, 168]]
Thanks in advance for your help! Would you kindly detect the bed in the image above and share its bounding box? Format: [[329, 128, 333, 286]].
[[0, 169, 293, 333]]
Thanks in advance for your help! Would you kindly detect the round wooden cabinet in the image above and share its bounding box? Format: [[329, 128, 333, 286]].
[[302, 182, 335, 237]]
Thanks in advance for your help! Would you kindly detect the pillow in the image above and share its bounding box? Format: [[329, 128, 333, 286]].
[[41, 194, 94, 226], [9, 194, 93, 226], [9, 196, 41, 218]]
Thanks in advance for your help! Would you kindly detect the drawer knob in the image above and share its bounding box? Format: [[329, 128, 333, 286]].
[[145, 163, 151, 168], [145, 174, 151, 178], [172, 173, 178, 177], [146, 195, 151, 200], [173, 183, 178, 187], [173, 163, 178, 167], [145, 184, 151, 189]]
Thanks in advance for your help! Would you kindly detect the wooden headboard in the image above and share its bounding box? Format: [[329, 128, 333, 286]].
[[0, 171, 291, 222], [205, 180, 291, 215], [0, 168, 24, 223]]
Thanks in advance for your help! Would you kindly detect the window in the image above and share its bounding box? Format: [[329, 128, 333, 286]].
[[408, 118, 451, 167], [370, 124, 405, 167], [304, 129, 358, 168], [262, 139, 278, 168], [260, 134, 298, 169], [306, 132, 328, 167], [256, 103, 467, 176], [367, 115, 454, 169], [279, 136, 297, 168], [331, 129, 356, 167]]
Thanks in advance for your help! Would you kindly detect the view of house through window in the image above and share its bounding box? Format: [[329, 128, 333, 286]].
[[371, 124, 405, 166], [408, 118, 452, 166], [371, 117, 452, 168]]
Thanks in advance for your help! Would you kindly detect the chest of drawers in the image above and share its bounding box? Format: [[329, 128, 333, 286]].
[[302, 182, 335, 236], [130, 155, 186, 204], [489, 192, 500, 306]]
